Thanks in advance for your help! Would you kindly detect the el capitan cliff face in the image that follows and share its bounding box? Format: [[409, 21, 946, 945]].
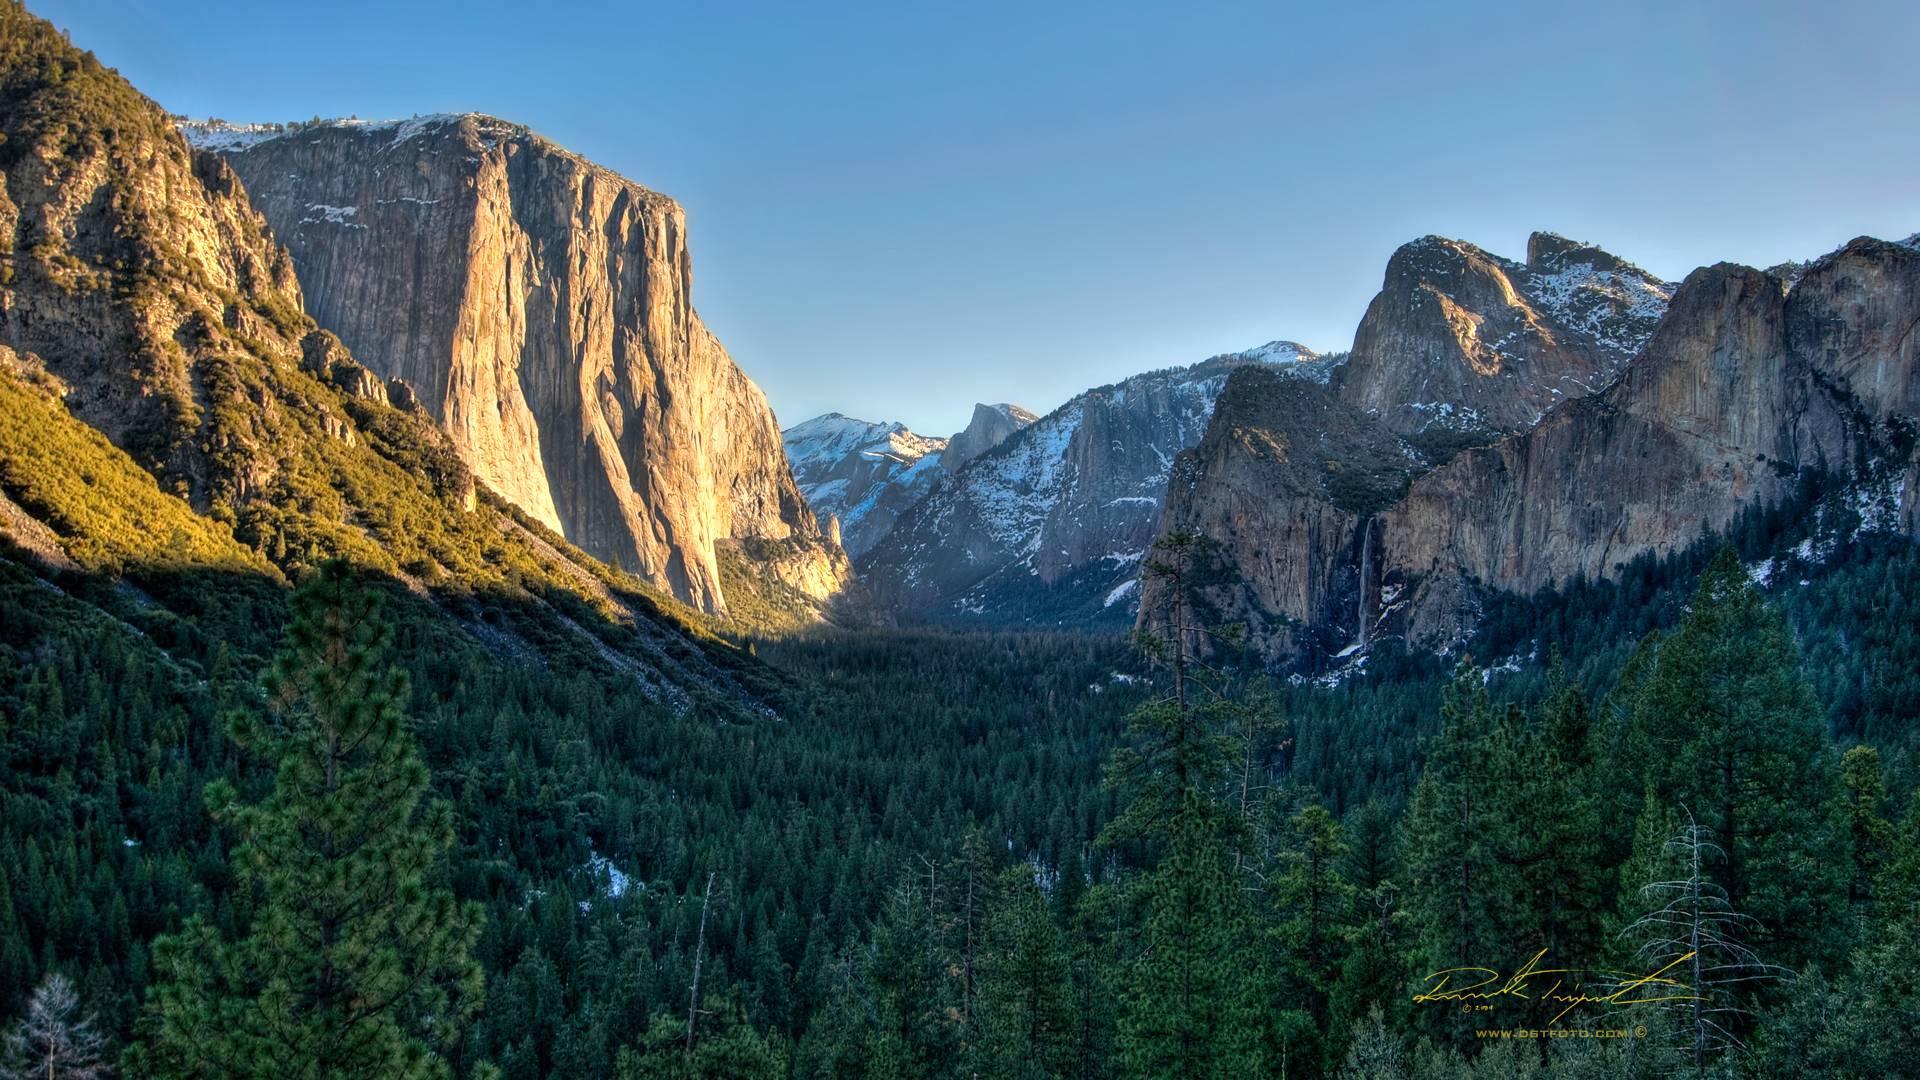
[[186, 115, 842, 613]]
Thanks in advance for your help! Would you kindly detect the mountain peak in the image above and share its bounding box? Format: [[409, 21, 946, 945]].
[[940, 402, 1036, 473]]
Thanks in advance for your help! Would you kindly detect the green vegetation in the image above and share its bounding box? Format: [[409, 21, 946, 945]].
[[138, 564, 483, 1078]]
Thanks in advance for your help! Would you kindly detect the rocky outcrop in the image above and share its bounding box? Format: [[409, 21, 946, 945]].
[[1335, 233, 1672, 446], [0, 13, 309, 504], [862, 342, 1333, 623], [1153, 235, 1920, 663], [183, 114, 844, 613], [782, 413, 948, 556], [1141, 366, 1416, 658], [940, 403, 1035, 472]]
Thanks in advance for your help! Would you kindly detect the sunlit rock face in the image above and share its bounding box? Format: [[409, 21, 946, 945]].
[[186, 115, 844, 612], [1336, 232, 1673, 446]]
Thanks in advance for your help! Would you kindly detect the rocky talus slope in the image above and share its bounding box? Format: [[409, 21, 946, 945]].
[[181, 114, 844, 614]]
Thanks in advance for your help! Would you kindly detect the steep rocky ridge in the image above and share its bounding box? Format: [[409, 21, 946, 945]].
[[1142, 366, 1417, 658], [1335, 232, 1672, 449], [0, 4, 783, 711], [180, 113, 844, 614], [1153, 235, 1920, 664], [862, 342, 1332, 623]]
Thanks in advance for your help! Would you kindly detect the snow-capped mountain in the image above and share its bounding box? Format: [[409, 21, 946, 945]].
[[858, 342, 1335, 624], [1336, 232, 1674, 443], [783, 401, 1034, 556], [782, 414, 949, 556]]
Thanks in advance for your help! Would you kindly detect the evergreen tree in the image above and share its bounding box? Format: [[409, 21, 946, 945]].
[[973, 868, 1073, 1080], [1750, 918, 1920, 1076], [867, 883, 957, 1080], [615, 999, 786, 1080], [1271, 803, 1353, 1013], [1116, 801, 1265, 1080], [1107, 531, 1270, 1079], [137, 563, 484, 1078], [1626, 548, 1850, 970], [1403, 668, 1504, 980], [1841, 745, 1893, 919], [1876, 788, 1920, 923]]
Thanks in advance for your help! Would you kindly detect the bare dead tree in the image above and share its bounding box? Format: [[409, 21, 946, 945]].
[[1618, 806, 1788, 1073], [685, 871, 716, 1055], [1, 974, 111, 1080]]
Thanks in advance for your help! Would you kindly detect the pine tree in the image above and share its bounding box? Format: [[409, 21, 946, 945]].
[[1625, 547, 1850, 970], [1841, 744, 1893, 919], [973, 867, 1073, 1080], [1750, 918, 1920, 1076], [867, 883, 957, 1080], [1403, 667, 1503, 979], [616, 998, 786, 1080], [1876, 788, 1920, 923], [137, 562, 484, 1078], [1482, 680, 1605, 957], [1107, 531, 1270, 1079], [1271, 803, 1353, 1012], [1116, 800, 1265, 1080], [1, 973, 110, 1080]]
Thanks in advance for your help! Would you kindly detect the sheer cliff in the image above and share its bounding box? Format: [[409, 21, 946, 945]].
[[0, 3, 783, 709], [182, 114, 844, 614], [1151, 234, 1920, 664]]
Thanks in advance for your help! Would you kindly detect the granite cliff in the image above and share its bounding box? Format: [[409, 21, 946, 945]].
[[1335, 232, 1672, 450], [1151, 234, 1920, 664], [182, 114, 844, 614], [0, 3, 785, 707]]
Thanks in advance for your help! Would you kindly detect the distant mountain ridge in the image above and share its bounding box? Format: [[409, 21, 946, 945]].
[[858, 342, 1331, 624], [781, 401, 1036, 556], [781, 414, 949, 556]]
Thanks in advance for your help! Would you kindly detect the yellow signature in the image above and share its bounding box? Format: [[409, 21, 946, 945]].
[[1413, 949, 1703, 1024]]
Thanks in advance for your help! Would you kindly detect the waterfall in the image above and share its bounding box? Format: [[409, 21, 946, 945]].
[[1355, 518, 1375, 649]]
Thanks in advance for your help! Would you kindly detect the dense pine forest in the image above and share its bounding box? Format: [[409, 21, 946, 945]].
[[6, 488, 1920, 1076]]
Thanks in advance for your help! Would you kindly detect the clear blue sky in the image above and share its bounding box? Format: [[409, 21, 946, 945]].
[[35, 0, 1920, 435]]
